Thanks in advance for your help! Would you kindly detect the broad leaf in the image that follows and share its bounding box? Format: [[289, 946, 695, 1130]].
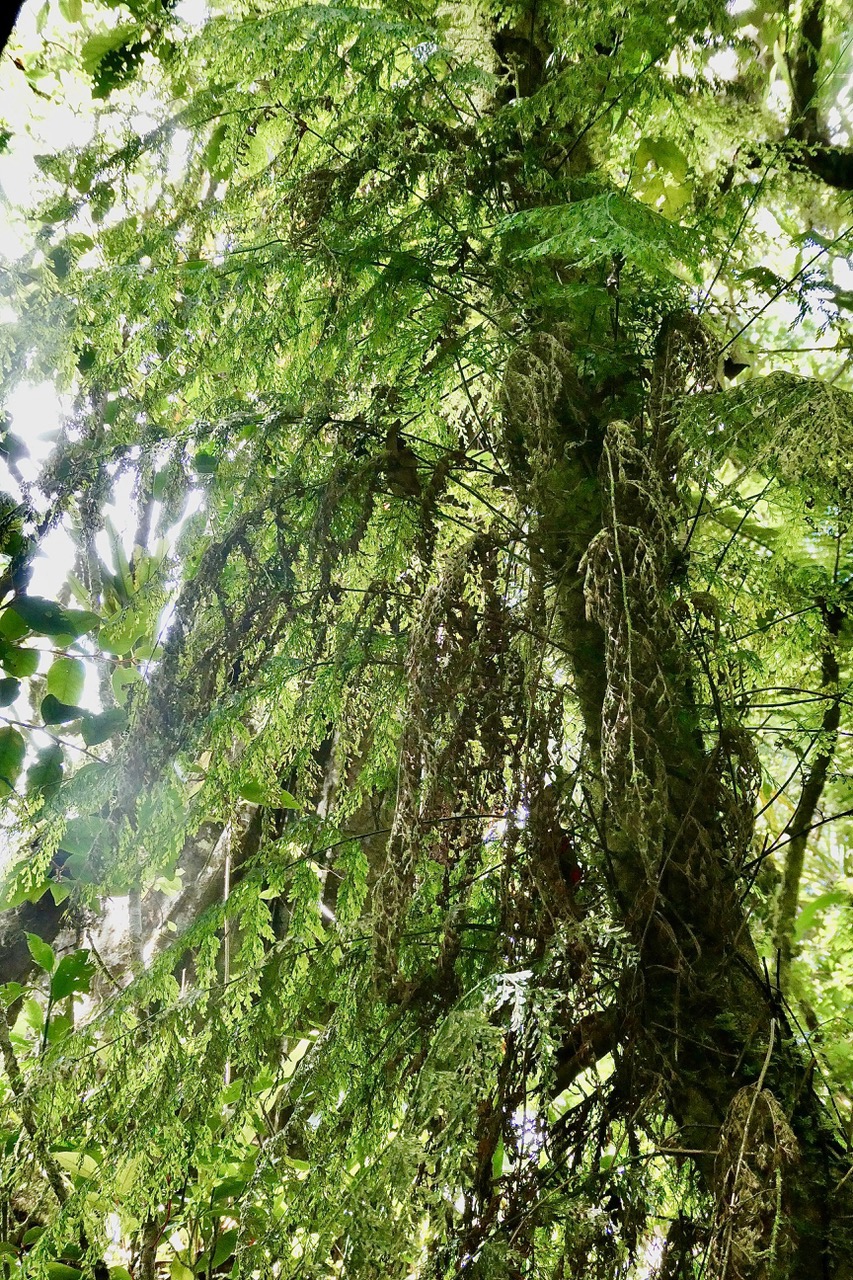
[[238, 780, 264, 804], [795, 891, 849, 940], [193, 450, 219, 475], [111, 665, 142, 706], [0, 726, 25, 793], [1, 645, 39, 678], [0, 981, 24, 1007], [0, 610, 27, 641], [11, 597, 100, 639], [61, 816, 107, 857], [98, 612, 148, 656], [41, 694, 85, 726], [0, 677, 20, 706], [46, 657, 86, 706], [210, 1230, 238, 1269], [27, 744, 64, 799], [46, 1264, 82, 1280], [81, 708, 128, 746], [51, 1151, 99, 1179], [26, 932, 55, 973], [50, 951, 95, 1001]]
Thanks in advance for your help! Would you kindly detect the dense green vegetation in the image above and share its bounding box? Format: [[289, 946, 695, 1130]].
[[1, 0, 853, 1276]]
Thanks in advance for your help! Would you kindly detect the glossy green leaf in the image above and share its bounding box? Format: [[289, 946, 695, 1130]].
[[80, 27, 136, 76], [46, 1011, 72, 1043], [635, 136, 689, 182], [193, 450, 219, 475], [98, 612, 148, 656], [20, 996, 43, 1033], [11, 596, 100, 639], [46, 1263, 82, 1280], [51, 1150, 99, 1179], [210, 1175, 247, 1203], [0, 982, 24, 1007], [111, 665, 142, 706], [58, 0, 83, 22], [238, 780, 264, 804], [0, 610, 28, 642], [27, 743, 64, 798], [795, 891, 849, 940], [210, 1230, 238, 1269], [61, 816, 106, 857]]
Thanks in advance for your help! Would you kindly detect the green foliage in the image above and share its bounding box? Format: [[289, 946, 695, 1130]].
[[26, 932, 55, 973], [0, 0, 852, 1277], [50, 950, 95, 1001], [500, 192, 702, 281], [0, 726, 25, 794], [45, 658, 85, 707], [27, 744, 64, 799], [10, 597, 100, 640]]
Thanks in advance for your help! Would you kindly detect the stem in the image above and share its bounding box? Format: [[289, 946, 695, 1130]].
[[138, 1216, 159, 1280]]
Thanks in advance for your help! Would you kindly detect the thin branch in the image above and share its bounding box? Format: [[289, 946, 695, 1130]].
[[772, 604, 843, 984]]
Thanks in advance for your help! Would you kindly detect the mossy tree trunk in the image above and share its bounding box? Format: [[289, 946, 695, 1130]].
[[502, 308, 853, 1278]]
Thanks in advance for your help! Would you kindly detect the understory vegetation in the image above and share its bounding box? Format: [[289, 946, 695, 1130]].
[[2, 0, 853, 1276]]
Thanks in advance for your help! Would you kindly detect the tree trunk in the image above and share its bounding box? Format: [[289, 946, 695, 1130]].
[[479, 4, 853, 1267], [502, 313, 853, 1277]]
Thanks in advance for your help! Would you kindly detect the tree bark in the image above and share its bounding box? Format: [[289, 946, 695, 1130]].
[[487, 6, 853, 1268], [784, 0, 853, 189], [573, 325, 851, 1277]]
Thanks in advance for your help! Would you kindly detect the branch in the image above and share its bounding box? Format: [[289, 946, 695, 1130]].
[[790, 144, 853, 192], [784, 1, 853, 190], [773, 604, 844, 983], [788, 0, 824, 143], [552, 1006, 617, 1095]]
